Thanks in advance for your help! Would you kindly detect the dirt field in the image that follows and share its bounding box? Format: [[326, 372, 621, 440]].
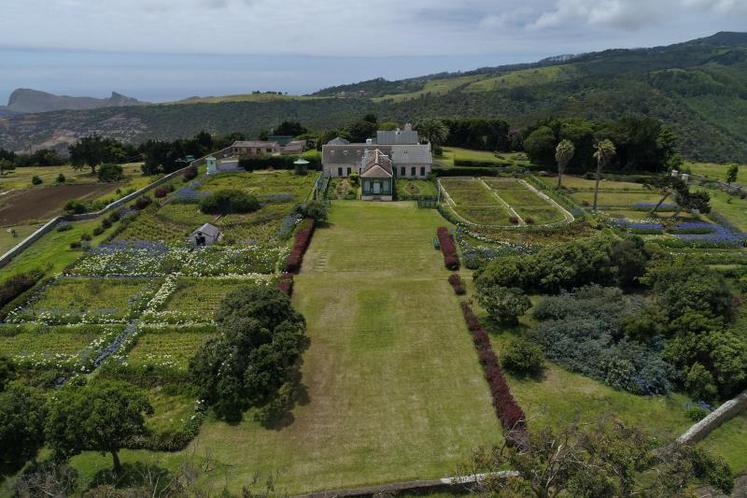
[[0, 184, 118, 225]]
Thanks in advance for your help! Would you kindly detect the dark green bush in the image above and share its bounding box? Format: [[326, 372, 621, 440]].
[[502, 339, 545, 376], [64, 199, 87, 214], [97, 163, 124, 182], [31, 176, 42, 185], [199, 189, 260, 215]]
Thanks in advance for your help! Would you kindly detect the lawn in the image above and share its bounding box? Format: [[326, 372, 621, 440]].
[[440, 178, 513, 225], [706, 187, 747, 232], [569, 190, 663, 208], [559, 175, 648, 191], [436, 148, 529, 168], [396, 179, 437, 199], [0, 163, 145, 191], [685, 161, 745, 183], [70, 201, 501, 494], [0, 223, 41, 254], [698, 414, 747, 475]]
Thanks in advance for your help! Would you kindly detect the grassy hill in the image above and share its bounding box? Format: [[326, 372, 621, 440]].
[[2, 32, 747, 162]]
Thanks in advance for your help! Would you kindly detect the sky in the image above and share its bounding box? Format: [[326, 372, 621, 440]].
[[2, 0, 747, 103]]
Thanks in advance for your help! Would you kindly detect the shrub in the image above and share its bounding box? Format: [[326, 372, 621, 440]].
[[277, 273, 294, 297], [525, 216, 535, 225], [56, 223, 72, 232], [80, 233, 92, 241], [64, 200, 87, 214], [509, 215, 519, 225], [70, 241, 82, 250], [285, 218, 315, 273], [31, 176, 42, 185], [477, 286, 531, 325], [199, 189, 260, 215], [56, 173, 66, 184], [134, 196, 153, 210], [101, 218, 112, 229], [436, 227, 459, 270], [182, 165, 198, 181], [502, 339, 545, 376], [448, 273, 466, 295], [98, 163, 124, 182], [92, 226, 105, 236], [296, 200, 328, 223]]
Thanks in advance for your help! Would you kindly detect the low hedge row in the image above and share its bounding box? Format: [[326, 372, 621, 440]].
[[437, 227, 460, 270], [448, 274, 466, 295], [239, 155, 321, 172], [285, 218, 315, 273], [277, 272, 294, 297], [460, 302, 528, 448], [453, 159, 513, 167]]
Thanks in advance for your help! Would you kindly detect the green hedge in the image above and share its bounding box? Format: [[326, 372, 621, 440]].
[[239, 155, 321, 171]]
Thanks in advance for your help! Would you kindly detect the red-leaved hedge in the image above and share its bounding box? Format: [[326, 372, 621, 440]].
[[277, 273, 294, 297], [285, 218, 315, 274], [460, 302, 528, 448], [448, 273, 466, 295], [436, 227, 459, 271]]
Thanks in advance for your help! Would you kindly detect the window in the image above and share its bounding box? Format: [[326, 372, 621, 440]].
[[347, 167, 352, 175], [420, 166, 426, 177], [401, 167, 406, 176], [338, 167, 343, 176], [266, 148, 272, 153], [411, 167, 416, 176]]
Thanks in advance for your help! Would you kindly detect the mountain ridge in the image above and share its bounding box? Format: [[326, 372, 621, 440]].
[[1, 88, 149, 114], [2, 32, 747, 162]]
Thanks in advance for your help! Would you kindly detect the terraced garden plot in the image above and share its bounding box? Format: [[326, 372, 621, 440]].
[[0, 324, 122, 370], [440, 178, 512, 225], [9, 277, 161, 324], [116, 208, 191, 244], [125, 326, 218, 372], [396, 179, 437, 199], [146, 277, 272, 323], [483, 178, 566, 224], [198, 170, 317, 203]]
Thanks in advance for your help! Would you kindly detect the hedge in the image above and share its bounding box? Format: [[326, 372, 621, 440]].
[[277, 272, 294, 297], [453, 159, 513, 167], [239, 155, 321, 172], [460, 302, 528, 448], [435, 166, 526, 177], [448, 274, 466, 295], [436, 227, 460, 270], [285, 218, 315, 273]]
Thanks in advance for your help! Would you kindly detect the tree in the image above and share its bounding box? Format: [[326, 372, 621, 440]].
[[554, 139, 575, 188], [190, 286, 309, 422], [273, 121, 307, 137], [97, 163, 123, 182], [0, 384, 47, 466], [0, 158, 14, 176], [477, 286, 531, 325], [726, 163, 739, 185], [346, 119, 378, 143], [199, 190, 260, 215], [592, 139, 616, 211], [45, 380, 153, 474], [69, 135, 126, 175], [416, 119, 448, 146], [523, 126, 557, 167]]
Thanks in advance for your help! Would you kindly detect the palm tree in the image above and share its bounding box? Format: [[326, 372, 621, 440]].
[[554, 139, 575, 188], [416, 119, 449, 147], [592, 139, 616, 212]]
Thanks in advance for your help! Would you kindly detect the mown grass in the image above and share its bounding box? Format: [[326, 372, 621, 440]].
[[436, 148, 529, 168], [0, 223, 41, 253], [0, 163, 145, 191], [698, 414, 747, 475], [69, 201, 500, 494], [685, 161, 745, 183], [559, 175, 648, 191], [707, 187, 747, 232]]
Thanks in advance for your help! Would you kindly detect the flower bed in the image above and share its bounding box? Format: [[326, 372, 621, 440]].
[[286, 218, 315, 274], [459, 302, 528, 448], [436, 227, 460, 271], [610, 219, 664, 234], [448, 274, 466, 295]]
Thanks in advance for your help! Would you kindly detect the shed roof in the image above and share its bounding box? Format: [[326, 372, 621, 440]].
[[326, 136, 350, 145], [192, 223, 221, 238], [232, 140, 279, 148]]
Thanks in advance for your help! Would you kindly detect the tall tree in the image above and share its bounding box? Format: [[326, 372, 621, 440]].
[[69, 134, 125, 175], [0, 384, 47, 468], [726, 164, 739, 185], [554, 139, 575, 188], [416, 119, 449, 146], [592, 139, 616, 211], [45, 380, 152, 474]]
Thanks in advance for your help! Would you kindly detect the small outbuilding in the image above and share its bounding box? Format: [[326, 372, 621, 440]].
[[189, 223, 222, 247]]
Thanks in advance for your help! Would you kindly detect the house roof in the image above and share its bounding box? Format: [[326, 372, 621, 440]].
[[390, 144, 433, 164], [326, 136, 350, 146], [361, 149, 393, 178], [192, 223, 221, 238], [232, 140, 279, 148], [376, 123, 419, 145]]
